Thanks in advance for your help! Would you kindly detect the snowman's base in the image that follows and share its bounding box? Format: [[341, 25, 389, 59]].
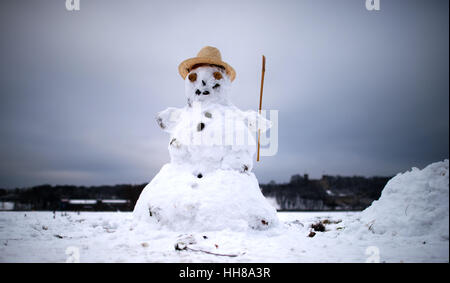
[[133, 163, 279, 231]]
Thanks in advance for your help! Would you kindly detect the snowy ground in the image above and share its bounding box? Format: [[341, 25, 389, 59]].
[[0, 211, 447, 263]]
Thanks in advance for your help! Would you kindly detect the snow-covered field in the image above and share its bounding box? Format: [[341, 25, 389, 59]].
[[1, 160, 448, 263], [0, 210, 447, 263]]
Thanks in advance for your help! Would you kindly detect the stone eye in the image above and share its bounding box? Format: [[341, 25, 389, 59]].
[[213, 72, 222, 80], [188, 73, 197, 82]]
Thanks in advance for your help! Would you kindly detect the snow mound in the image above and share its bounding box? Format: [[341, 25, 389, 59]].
[[133, 163, 279, 232], [359, 160, 449, 239]]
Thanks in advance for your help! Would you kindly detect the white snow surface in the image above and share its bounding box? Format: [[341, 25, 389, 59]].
[[1, 211, 447, 263], [2, 159, 447, 262], [355, 160, 449, 239]]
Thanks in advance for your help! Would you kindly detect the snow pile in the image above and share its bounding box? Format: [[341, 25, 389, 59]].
[[359, 160, 449, 239], [133, 65, 278, 231], [2, 211, 448, 263]]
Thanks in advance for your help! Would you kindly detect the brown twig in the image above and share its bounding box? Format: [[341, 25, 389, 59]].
[[186, 247, 242, 257], [257, 55, 266, 162]]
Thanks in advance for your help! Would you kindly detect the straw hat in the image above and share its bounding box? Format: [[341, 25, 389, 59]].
[[178, 46, 236, 81]]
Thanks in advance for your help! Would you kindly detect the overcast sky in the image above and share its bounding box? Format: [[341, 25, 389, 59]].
[[0, 0, 448, 188]]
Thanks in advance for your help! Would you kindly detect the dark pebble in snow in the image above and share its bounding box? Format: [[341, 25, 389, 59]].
[[156, 117, 165, 129], [311, 222, 326, 232], [175, 243, 187, 251], [197, 122, 205, 131], [197, 173, 203, 178], [308, 231, 316, 238], [204, 112, 212, 118]]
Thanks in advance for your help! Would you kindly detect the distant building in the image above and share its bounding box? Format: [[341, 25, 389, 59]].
[[290, 174, 309, 185], [0, 201, 14, 211], [60, 199, 131, 211]]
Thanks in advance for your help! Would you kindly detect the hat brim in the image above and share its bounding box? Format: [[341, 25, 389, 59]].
[[178, 57, 236, 82]]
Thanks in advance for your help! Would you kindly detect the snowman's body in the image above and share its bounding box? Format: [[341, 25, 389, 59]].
[[168, 103, 255, 174], [133, 65, 278, 231]]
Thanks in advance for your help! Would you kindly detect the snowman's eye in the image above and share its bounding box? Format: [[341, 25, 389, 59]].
[[213, 72, 222, 80], [188, 73, 197, 82]]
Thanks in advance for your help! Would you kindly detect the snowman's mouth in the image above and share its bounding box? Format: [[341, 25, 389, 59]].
[[195, 89, 210, 96]]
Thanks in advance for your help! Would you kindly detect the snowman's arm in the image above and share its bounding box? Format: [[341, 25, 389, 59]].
[[242, 110, 272, 133], [156, 107, 182, 133]]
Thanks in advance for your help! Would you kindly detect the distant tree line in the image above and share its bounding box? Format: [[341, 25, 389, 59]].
[[0, 174, 391, 211], [261, 174, 391, 211], [0, 184, 145, 211]]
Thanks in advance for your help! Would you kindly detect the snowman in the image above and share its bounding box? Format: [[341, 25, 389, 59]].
[[133, 46, 278, 231]]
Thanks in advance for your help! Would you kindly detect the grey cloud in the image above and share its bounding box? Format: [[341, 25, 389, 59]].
[[0, 0, 448, 187]]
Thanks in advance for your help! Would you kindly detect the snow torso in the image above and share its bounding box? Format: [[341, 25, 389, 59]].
[[168, 103, 256, 175]]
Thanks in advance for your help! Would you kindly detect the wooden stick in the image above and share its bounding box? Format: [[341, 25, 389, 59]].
[[257, 55, 266, 162], [186, 247, 242, 257]]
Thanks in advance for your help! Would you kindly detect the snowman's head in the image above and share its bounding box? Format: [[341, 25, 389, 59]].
[[185, 65, 231, 106]]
